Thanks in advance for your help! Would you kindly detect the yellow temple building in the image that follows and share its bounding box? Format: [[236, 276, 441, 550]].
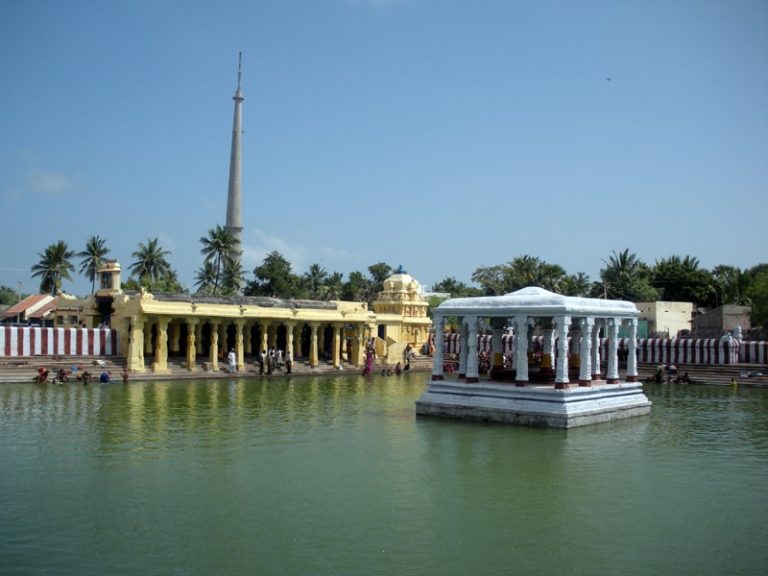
[[65, 261, 431, 374]]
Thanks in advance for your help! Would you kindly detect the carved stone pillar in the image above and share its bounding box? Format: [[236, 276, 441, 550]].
[[332, 323, 342, 368], [606, 318, 620, 384], [235, 319, 245, 372], [592, 321, 602, 380], [626, 318, 639, 382], [126, 315, 146, 373], [465, 316, 479, 383], [209, 321, 220, 372], [186, 318, 198, 371], [458, 318, 468, 379], [514, 315, 529, 386], [578, 317, 594, 386], [554, 315, 571, 389], [152, 318, 170, 373], [432, 316, 444, 381], [309, 322, 320, 367], [259, 321, 270, 357]]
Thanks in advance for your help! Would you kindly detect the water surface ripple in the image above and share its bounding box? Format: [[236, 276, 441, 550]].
[[1, 375, 766, 575]]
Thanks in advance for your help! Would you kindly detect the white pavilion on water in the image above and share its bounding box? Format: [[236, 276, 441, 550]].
[[415, 287, 652, 428]]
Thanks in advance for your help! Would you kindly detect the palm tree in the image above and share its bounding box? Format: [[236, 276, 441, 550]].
[[31, 241, 75, 294], [194, 261, 217, 294], [199, 225, 238, 294], [222, 258, 245, 295], [599, 249, 658, 301], [78, 235, 110, 294], [129, 237, 172, 283], [303, 263, 328, 300]]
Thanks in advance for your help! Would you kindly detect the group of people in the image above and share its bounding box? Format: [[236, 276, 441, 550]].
[[34, 365, 129, 385], [256, 347, 293, 375]]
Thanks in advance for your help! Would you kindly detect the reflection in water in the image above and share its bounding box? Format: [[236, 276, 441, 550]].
[[0, 376, 767, 576]]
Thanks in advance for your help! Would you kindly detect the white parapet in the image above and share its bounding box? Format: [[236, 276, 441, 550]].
[[416, 381, 651, 428]]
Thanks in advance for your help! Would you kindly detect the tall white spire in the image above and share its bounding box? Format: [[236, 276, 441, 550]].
[[225, 52, 244, 259]]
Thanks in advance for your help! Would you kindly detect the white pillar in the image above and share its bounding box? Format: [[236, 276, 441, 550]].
[[432, 316, 445, 381], [514, 315, 529, 385], [578, 317, 594, 386], [606, 318, 620, 383], [465, 316, 479, 383], [592, 321, 602, 380], [458, 318, 468, 378], [626, 318, 639, 382], [554, 315, 571, 389]]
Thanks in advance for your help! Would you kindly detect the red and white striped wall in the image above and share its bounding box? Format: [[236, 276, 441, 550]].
[[0, 326, 118, 357], [441, 333, 753, 366], [739, 341, 768, 365]]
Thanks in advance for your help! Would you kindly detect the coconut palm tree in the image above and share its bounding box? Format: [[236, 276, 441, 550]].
[[194, 261, 217, 294], [78, 235, 110, 294], [303, 263, 328, 300], [222, 258, 245, 295], [129, 237, 172, 283], [31, 240, 75, 294], [199, 225, 238, 294]]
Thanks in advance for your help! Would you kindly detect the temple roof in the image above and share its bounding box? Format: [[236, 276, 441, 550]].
[[436, 286, 639, 318]]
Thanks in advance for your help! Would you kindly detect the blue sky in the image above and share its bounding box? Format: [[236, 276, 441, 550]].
[[1, 0, 766, 297]]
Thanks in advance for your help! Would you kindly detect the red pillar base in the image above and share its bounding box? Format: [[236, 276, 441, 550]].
[[606, 378, 619, 384], [465, 377, 479, 383], [515, 380, 528, 387], [578, 379, 592, 387], [626, 375, 638, 382], [555, 381, 570, 390], [431, 374, 444, 381]]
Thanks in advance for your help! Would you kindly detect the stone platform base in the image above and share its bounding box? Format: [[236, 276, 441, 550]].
[[415, 380, 651, 429]]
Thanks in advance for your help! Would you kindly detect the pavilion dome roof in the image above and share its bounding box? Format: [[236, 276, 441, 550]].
[[436, 286, 639, 318], [381, 266, 422, 295]]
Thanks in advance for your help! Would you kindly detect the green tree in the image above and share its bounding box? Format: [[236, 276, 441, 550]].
[[222, 258, 245, 296], [244, 251, 301, 298], [31, 240, 75, 294], [199, 225, 238, 295], [303, 263, 328, 300], [129, 237, 172, 283], [745, 264, 768, 327], [651, 255, 715, 306], [78, 235, 110, 294], [194, 261, 218, 294], [0, 285, 25, 306], [471, 255, 568, 295], [597, 249, 659, 302], [341, 270, 372, 302], [431, 277, 483, 297], [560, 272, 592, 297], [471, 264, 512, 295], [711, 265, 750, 306], [123, 270, 186, 294], [368, 262, 393, 285], [324, 272, 344, 300]]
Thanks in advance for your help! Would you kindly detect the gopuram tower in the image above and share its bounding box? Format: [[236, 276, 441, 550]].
[[225, 52, 244, 261]]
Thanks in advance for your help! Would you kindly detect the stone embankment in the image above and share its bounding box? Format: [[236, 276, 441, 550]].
[[0, 355, 434, 384], [1, 357, 764, 387]]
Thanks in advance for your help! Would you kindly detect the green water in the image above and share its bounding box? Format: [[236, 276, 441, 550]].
[[1, 374, 767, 576]]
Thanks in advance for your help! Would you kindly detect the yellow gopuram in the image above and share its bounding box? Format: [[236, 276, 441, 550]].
[[67, 261, 432, 373]]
